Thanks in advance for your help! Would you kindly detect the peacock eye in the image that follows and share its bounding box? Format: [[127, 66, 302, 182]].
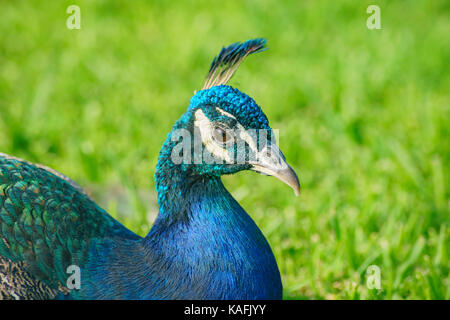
[[212, 126, 233, 145]]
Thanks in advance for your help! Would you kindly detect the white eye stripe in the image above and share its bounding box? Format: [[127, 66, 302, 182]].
[[193, 109, 259, 162], [215, 107, 236, 119], [215, 107, 258, 152], [238, 128, 258, 153]]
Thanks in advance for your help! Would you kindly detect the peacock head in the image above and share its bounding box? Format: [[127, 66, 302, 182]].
[[162, 39, 300, 196]]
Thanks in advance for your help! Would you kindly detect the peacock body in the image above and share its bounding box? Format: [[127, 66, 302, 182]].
[[0, 39, 300, 300]]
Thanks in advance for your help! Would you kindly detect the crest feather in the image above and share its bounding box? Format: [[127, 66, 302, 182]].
[[202, 38, 267, 90]]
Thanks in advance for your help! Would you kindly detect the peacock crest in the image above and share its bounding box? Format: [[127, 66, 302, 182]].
[[202, 38, 267, 90]]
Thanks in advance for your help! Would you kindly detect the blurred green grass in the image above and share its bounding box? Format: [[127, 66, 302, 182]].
[[0, 0, 448, 299]]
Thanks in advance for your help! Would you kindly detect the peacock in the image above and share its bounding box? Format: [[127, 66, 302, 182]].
[[0, 39, 300, 300]]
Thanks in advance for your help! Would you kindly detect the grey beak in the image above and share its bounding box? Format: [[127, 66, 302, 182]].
[[250, 144, 300, 196]]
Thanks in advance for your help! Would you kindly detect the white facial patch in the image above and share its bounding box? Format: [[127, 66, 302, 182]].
[[194, 109, 232, 163], [193, 108, 261, 164]]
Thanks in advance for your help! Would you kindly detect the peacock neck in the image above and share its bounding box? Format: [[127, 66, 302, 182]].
[[152, 131, 221, 226], [80, 135, 282, 299], [135, 136, 283, 299]]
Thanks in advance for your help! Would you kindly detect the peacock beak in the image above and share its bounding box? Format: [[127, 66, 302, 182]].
[[249, 144, 300, 196]]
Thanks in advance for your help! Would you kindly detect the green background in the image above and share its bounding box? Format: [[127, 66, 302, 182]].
[[0, 0, 448, 299]]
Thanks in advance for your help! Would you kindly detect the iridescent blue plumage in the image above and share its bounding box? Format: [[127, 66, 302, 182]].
[[0, 39, 300, 300], [190, 85, 270, 130]]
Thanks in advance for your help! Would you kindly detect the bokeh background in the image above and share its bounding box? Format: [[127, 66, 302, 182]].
[[0, 0, 448, 299]]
